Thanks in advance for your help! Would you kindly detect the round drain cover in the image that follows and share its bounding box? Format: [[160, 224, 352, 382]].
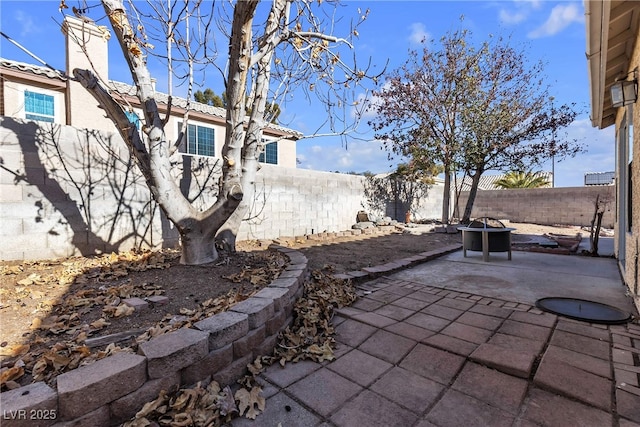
[[535, 297, 632, 324]]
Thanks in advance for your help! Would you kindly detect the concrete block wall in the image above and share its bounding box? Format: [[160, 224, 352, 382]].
[[1, 118, 445, 261], [0, 246, 308, 427], [456, 186, 616, 229], [240, 165, 369, 240]]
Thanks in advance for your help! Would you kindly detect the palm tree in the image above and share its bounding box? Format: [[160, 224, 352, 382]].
[[494, 171, 551, 189]]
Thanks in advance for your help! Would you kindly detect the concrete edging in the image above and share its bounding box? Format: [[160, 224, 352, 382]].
[[0, 246, 309, 427]]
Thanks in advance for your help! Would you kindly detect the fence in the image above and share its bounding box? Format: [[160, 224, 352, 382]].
[[455, 186, 615, 229], [0, 118, 444, 261], [0, 118, 617, 261]]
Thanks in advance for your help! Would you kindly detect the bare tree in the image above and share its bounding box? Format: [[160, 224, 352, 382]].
[[71, 0, 379, 264]]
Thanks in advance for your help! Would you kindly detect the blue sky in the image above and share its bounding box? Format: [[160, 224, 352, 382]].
[[0, 0, 615, 187]]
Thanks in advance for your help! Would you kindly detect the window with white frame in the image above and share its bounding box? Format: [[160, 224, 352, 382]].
[[24, 90, 55, 123], [179, 122, 215, 157], [259, 140, 278, 164]]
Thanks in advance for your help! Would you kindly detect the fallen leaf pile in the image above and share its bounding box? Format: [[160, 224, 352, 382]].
[[122, 270, 357, 426], [0, 248, 287, 393]]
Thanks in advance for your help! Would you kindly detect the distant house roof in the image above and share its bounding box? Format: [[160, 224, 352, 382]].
[[456, 172, 553, 191], [0, 57, 303, 139], [584, 171, 615, 186], [0, 58, 66, 81]]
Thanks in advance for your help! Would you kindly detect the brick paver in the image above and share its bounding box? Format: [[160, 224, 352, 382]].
[[425, 389, 515, 427], [534, 353, 613, 410], [521, 387, 613, 427], [358, 329, 416, 364], [400, 343, 465, 385], [370, 366, 444, 414], [334, 318, 377, 347], [549, 329, 611, 360], [330, 390, 418, 427], [405, 312, 451, 332], [235, 255, 639, 427], [440, 322, 493, 344], [470, 343, 536, 378], [423, 333, 479, 357], [326, 349, 392, 387], [451, 362, 528, 414], [421, 303, 464, 320], [497, 319, 552, 341], [286, 368, 362, 417]]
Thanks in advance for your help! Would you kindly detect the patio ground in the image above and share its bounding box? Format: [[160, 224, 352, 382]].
[[233, 243, 640, 427]]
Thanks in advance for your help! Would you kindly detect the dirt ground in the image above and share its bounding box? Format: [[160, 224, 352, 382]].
[[0, 221, 591, 389]]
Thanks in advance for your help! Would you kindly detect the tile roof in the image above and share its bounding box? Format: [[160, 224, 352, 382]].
[[1, 57, 302, 138], [0, 58, 67, 81]]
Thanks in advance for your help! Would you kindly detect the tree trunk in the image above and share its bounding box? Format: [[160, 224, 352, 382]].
[[180, 229, 218, 264], [441, 165, 451, 224], [462, 170, 483, 223], [74, 0, 246, 265], [216, 0, 284, 251]]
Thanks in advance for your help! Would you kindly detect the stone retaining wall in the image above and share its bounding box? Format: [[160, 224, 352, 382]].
[[1, 247, 309, 427]]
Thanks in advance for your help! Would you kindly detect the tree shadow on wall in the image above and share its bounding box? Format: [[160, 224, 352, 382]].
[[362, 170, 433, 222], [0, 117, 164, 257]]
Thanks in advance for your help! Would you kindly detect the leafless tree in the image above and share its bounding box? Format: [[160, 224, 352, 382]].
[[71, 0, 380, 264]]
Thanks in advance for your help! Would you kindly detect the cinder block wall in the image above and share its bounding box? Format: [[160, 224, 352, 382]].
[[456, 187, 616, 229], [0, 118, 444, 261], [1, 117, 617, 261]]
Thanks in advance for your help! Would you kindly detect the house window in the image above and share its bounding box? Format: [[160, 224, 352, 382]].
[[259, 141, 278, 164], [24, 90, 54, 122], [179, 122, 215, 157]]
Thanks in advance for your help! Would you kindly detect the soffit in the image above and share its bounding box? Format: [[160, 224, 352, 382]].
[[587, 1, 640, 129]]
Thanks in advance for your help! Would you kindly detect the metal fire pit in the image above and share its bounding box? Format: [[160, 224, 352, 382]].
[[460, 217, 515, 262]]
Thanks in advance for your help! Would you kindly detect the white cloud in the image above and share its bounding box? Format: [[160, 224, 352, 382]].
[[527, 3, 584, 39], [499, 9, 527, 25], [297, 138, 397, 174], [14, 10, 39, 37], [408, 23, 430, 45], [549, 116, 615, 187], [310, 145, 322, 153]]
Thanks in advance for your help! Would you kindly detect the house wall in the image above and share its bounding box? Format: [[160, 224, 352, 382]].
[[1, 78, 67, 124], [1, 15, 299, 170], [456, 186, 616, 229], [614, 34, 640, 312]]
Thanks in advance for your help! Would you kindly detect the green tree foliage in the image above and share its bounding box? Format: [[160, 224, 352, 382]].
[[194, 88, 224, 107], [494, 171, 551, 189], [194, 88, 281, 124]]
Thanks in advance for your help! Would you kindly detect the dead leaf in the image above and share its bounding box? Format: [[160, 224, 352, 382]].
[[235, 386, 265, 419], [90, 318, 110, 329], [114, 304, 135, 318], [218, 385, 238, 416], [0, 344, 30, 357], [135, 390, 168, 418], [0, 366, 24, 385]]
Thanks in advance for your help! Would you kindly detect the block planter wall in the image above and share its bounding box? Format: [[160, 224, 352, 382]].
[[0, 247, 308, 427]]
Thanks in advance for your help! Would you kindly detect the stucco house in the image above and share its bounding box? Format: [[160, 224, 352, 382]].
[[0, 15, 301, 168], [586, 0, 640, 310]]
